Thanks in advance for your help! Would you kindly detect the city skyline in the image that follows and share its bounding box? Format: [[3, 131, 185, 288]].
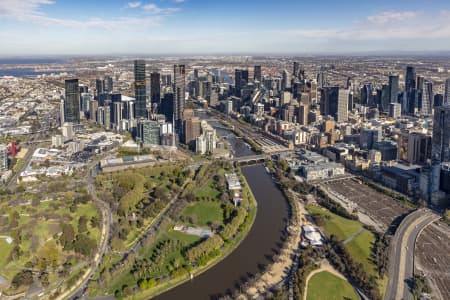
[[2, 0, 450, 55]]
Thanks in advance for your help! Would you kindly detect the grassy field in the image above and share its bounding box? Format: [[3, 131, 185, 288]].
[[306, 271, 358, 300], [307, 205, 362, 241], [0, 196, 101, 283], [306, 204, 388, 295], [181, 201, 224, 227], [0, 239, 13, 269], [166, 229, 203, 244]]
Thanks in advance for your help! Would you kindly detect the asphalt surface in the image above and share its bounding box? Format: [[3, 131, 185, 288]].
[[384, 209, 440, 300]]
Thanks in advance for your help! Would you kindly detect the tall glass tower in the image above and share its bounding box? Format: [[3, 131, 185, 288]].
[[64, 79, 80, 123], [134, 60, 147, 119], [174, 64, 186, 132]]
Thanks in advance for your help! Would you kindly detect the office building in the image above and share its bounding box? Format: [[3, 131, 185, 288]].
[[405, 66, 417, 114], [421, 81, 433, 115], [183, 117, 201, 149], [254, 65, 261, 82], [337, 89, 349, 122], [234, 69, 248, 97], [389, 103, 401, 118], [138, 120, 160, 145], [397, 132, 432, 164], [174, 64, 186, 132], [388, 74, 399, 104], [134, 60, 147, 119], [104, 76, 113, 93], [282, 70, 291, 90], [293, 61, 300, 78], [380, 84, 390, 112], [64, 79, 80, 124], [360, 84, 371, 106], [444, 78, 450, 104], [95, 79, 104, 98], [150, 72, 161, 112], [298, 103, 309, 126], [161, 92, 175, 123], [432, 105, 450, 162], [360, 128, 382, 150], [89, 99, 98, 122]]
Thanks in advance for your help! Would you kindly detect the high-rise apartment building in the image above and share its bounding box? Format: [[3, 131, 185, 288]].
[[134, 60, 147, 119], [174, 64, 186, 132]]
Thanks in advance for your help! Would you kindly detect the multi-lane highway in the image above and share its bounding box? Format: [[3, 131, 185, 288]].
[[385, 209, 441, 300]]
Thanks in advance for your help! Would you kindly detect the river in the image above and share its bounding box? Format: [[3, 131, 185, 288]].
[[156, 120, 289, 299]]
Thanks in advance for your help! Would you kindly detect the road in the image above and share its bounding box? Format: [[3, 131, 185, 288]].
[[57, 163, 112, 300], [384, 209, 440, 300]]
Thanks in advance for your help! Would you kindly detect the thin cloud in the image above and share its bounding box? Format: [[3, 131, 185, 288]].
[[174, 0, 185, 2], [143, 3, 180, 14], [127, 2, 142, 8], [367, 11, 418, 24], [0, 0, 175, 30]]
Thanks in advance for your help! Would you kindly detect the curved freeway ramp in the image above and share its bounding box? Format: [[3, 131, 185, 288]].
[[384, 209, 440, 300]]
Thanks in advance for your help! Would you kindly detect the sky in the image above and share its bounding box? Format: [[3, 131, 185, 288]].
[[1, 0, 450, 55]]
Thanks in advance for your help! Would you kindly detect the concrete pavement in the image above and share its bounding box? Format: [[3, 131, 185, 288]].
[[384, 209, 440, 300]]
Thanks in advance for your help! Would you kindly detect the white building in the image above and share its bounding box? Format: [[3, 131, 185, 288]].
[[62, 122, 74, 139], [0, 144, 8, 171]]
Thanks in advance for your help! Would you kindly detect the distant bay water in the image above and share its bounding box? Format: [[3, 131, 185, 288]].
[[0, 58, 67, 78], [0, 58, 65, 65]]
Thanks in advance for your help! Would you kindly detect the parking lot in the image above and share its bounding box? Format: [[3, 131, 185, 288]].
[[416, 222, 450, 300], [322, 179, 412, 227]]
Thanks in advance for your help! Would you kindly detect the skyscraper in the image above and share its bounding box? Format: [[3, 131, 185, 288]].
[[432, 104, 450, 162], [380, 84, 390, 112], [95, 79, 104, 98], [64, 79, 80, 123], [320, 86, 341, 121], [388, 74, 399, 104], [337, 89, 349, 122], [360, 84, 371, 106], [444, 78, 450, 104], [293, 61, 300, 78], [421, 80, 433, 115], [234, 69, 248, 97], [134, 60, 147, 119], [282, 70, 291, 91], [150, 72, 161, 112], [104, 76, 113, 93], [405, 66, 417, 114], [174, 64, 186, 132], [254, 65, 261, 82]]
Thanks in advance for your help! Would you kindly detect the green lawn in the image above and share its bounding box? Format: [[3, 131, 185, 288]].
[[0, 239, 13, 269], [166, 230, 202, 244], [306, 271, 358, 300], [194, 180, 221, 200], [307, 205, 362, 241], [306, 205, 377, 278], [181, 201, 223, 227], [346, 230, 376, 274]]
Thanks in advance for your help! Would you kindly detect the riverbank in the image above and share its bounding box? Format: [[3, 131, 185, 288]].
[[122, 165, 258, 300]]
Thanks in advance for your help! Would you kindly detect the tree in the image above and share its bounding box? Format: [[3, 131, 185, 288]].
[[90, 215, 100, 228], [59, 223, 75, 249], [73, 234, 97, 257], [78, 216, 88, 233], [11, 270, 33, 289]]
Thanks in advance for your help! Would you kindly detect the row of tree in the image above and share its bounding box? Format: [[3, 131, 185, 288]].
[[185, 235, 224, 263]]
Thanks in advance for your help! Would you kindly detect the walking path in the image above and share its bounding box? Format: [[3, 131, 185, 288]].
[[343, 228, 364, 245], [302, 260, 348, 300], [245, 189, 305, 299]]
